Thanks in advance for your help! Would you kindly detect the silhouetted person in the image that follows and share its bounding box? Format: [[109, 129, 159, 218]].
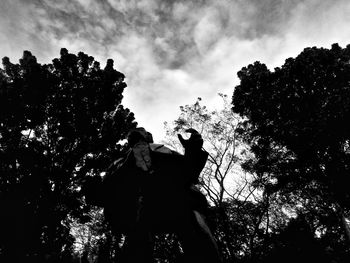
[[83, 127, 221, 263]]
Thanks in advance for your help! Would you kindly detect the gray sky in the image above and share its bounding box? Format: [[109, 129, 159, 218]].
[[1, 0, 350, 140]]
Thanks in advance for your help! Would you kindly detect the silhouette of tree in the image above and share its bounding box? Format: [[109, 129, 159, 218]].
[[164, 95, 276, 262], [232, 43, 350, 254], [259, 215, 330, 263], [0, 49, 136, 262], [164, 94, 251, 206]]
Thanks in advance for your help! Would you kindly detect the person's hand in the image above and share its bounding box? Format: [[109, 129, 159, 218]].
[[178, 128, 203, 152]]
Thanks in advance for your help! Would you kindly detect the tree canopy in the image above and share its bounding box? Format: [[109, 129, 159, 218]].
[[2, 42, 350, 262], [0, 49, 136, 262], [232, 44, 350, 205], [232, 43, 350, 259]]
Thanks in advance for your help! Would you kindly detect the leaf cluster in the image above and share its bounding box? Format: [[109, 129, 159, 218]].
[[0, 49, 136, 261], [233, 43, 350, 207]]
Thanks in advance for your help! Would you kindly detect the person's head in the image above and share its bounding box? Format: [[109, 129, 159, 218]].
[[127, 127, 153, 147]]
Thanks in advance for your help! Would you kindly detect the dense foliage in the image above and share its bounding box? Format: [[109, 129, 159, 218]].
[[232, 43, 350, 261], [1, 43, 350, 263], [0, 49, 136, 262]]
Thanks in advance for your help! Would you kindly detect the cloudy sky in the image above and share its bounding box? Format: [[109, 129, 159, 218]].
[[1, 0, 350, 140]]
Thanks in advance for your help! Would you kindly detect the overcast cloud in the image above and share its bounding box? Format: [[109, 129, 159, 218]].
[[1, 0, 350, 140]]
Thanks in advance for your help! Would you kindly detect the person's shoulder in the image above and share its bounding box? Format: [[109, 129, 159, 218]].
[[149, 143, 181, 155], [150, 143, 171, 153]]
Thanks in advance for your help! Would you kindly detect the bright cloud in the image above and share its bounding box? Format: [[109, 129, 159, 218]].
[[1, 0, 350, 140]]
